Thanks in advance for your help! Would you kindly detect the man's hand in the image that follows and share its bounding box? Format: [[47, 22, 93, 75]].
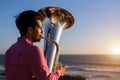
[[56, 63, 66, 76]]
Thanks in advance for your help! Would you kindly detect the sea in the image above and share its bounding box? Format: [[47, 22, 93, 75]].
[[1, 54, 120, 80]]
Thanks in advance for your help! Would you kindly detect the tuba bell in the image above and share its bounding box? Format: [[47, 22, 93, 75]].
[[38, 7, 74, 72]]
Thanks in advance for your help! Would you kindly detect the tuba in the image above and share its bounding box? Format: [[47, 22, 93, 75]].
[[38, 7, 74, 72]]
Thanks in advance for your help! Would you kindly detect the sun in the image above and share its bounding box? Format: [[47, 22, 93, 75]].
[[113, 47, 120, 55]]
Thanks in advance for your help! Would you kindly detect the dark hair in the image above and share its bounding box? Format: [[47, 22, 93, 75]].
[[15, 10, 41, 36]]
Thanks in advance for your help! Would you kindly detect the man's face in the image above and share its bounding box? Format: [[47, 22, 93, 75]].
[[32, 20, 43, 42]]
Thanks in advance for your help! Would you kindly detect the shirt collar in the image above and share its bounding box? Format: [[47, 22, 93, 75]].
[[18, 36, 33, 44]]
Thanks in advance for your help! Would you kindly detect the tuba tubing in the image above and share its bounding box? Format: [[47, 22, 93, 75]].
[[38, 7, 74, 72], [41, 36, 59, 71]]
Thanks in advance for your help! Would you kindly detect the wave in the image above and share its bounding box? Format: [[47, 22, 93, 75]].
[[64, 64, 120, 80], [66, 64, 120, 72]]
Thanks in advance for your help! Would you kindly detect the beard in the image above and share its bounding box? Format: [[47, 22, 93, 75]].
[[32, 35, 42, 42]]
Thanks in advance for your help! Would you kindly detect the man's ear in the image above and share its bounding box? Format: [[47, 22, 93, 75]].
[[27, 27, 33, 34]]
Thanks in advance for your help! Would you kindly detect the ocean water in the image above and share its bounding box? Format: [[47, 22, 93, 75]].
[[0, 55, 5, 80], [59, 54, 120, 80], [1, 54, 120, 80]]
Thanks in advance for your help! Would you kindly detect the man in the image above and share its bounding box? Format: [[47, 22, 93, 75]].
[[5, 10, 66, 80]]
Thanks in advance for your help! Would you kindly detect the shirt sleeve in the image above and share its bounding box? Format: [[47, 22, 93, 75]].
[[28, 46, 61, 80]]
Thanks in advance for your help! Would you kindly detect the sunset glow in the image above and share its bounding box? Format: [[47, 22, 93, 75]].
[[113, 47, 120, 55]]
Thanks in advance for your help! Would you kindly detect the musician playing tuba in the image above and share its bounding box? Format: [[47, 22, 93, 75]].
[[5, 10, 66, 80]]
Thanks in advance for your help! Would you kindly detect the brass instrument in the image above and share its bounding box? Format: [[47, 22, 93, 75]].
[[38, 7, 74, 72]]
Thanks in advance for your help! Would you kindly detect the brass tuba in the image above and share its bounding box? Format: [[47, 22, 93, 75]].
[[38, 7, 74, 72]]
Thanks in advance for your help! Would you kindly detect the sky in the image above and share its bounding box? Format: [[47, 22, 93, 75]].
[[0, 0, 120, 55]]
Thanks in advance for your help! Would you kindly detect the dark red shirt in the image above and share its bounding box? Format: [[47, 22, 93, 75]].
[[5, 37, 61, 80]]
